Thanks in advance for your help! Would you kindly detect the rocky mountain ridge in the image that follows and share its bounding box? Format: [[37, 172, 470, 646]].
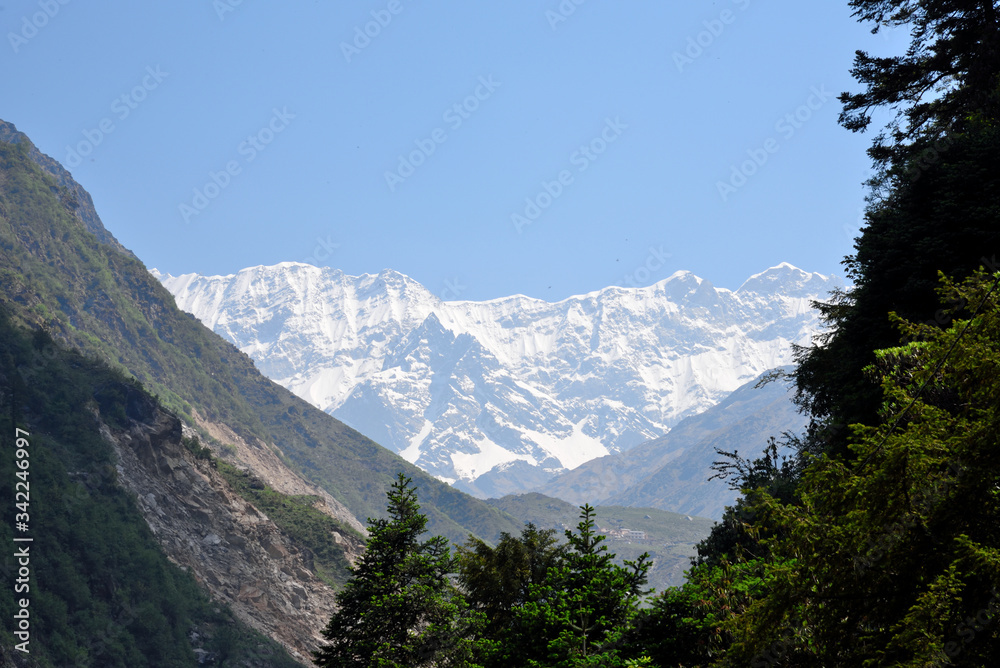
[[157, 262, 838, 496], [0, 118, 527, 663]]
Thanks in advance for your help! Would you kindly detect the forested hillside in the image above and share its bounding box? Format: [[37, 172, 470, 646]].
[[0, 307, 301, 667]]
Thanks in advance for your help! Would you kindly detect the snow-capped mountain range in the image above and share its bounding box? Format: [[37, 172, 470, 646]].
[[154, 262, 837, 497]]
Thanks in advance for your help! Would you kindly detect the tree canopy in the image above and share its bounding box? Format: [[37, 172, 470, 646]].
[[314, 474, 478, 667], [795, 0, 1000, 457], [841, 0, 1000, 174], [725, 270, 1000, 665]]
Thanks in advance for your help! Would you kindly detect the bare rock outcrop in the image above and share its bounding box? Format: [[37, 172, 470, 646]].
[[191, 409, 366, 535], [99, 398, 364, 663]]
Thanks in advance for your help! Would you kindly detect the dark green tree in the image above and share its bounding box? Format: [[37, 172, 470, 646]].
[[313, 474, 479, 667], [457, 523, 564, 637], [510, 505, 652, 668], [723, 271, 1000, 666], [840, 0, 1000, 175], [670, 3, 1000, 664], [794, 0, 1000, 459]]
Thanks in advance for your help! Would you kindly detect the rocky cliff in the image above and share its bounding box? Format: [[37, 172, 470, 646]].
[[98, 390, 363, 662]]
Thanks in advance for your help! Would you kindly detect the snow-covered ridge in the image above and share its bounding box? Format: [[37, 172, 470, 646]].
[[153, 262, 839, 497]]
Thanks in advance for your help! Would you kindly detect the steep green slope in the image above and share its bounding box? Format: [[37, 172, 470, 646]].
[[0, 308, 300, 668], [0, 123, 520, 545]]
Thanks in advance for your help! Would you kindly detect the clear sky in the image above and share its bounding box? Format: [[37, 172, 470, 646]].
[[2, 1, 907, 301]]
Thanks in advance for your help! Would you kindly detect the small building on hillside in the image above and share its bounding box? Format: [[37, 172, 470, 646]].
[[599, 527, 648, 541]]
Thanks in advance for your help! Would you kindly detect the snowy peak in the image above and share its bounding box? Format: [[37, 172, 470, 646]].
[[737, 262, 829, 296], [156, 263, 840, 496]]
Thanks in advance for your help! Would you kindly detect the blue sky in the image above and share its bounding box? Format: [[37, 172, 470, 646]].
[[3, 1, 906, 301]]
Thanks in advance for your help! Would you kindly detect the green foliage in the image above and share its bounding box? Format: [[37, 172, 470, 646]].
[[458, 523, 565, 637], [485, 493, 716, 593], [181, 435, 214, 461], [311, 500, 673, 668], [314, 474, 482, 667], [794, 2, 1000, 459], [0, 308, 300, 667], [632, 578, 725, 667], [216, 459, 361, 588], [721, 272, 1000, 666], [493, 505, 652, 668], [794, 121, 1000, 459], [679, 4, 1000, 663], [487, 493, 715, 546], [841, 0, 1000, 178], [691, 437, 804, 574]]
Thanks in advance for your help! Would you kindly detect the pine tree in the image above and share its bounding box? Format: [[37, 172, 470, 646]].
[[795, 0, 1000, 458], [457, 523, 564, 637], [725, 271, 1000, 665], [313, 474, 479, 668], [511, 505, 651, 668], [840, 0, 1000, 175]]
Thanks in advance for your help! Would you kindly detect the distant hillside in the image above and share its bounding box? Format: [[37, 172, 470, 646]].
[[0, 120, 520, 547], [485, 493, 715, 592], [538, 368, 805, 520]]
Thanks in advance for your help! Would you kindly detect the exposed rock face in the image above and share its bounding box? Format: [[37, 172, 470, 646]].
[[100, 396, 363, 662], [191, 409, 367, 535]]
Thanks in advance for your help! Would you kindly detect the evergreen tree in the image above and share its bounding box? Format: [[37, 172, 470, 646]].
[[631, 560, 753, 668], [840, 0, 1000, 176], [724, 271, 1000, 666], [795, 0, 1000, 459], [663, 4, 1000, 664], [457, 523, 565, 638], [510, 505, 651, 668], [314, 474, 479, 668]]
